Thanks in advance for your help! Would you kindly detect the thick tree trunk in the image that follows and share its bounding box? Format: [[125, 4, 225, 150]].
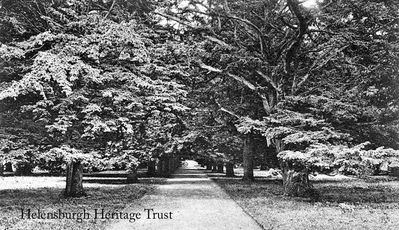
[[126, 167, 138, 184], [5, 162, 12, 172], [0, 162, 3, 176], [282, 169, 314, 197], [206, 163, 212, 170], [168, 157, 175, 175], [176, 158, 181, 169], [157, 157, 170, 177], [64, 161, 85, 197], [157, 159, 163, 176], [226, 162, 235, 177], [160, 159, 166, 176], [164, 157, 170, 176], [147, 160, 156, 177], [15, 162, 34, 176], [260, 150, 268, 170], [217, 163, 224, 173], [243, 134, 254, 181], [265, 145, 279, 169]]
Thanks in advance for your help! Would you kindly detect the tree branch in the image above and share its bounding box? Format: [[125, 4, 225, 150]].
[[255, 70, 279, 93], [197, 62, 256, 91], [178, 8, 265, 54], [285, 0, 310, 94], [153, 11, 198, 29], [102, 0, 116, 22], [215, 100, 240, 119], [197, 61, 223, 73], [205, 36, 235, 50], [197, 63, 273, 114], [227, 73, 256, 91]]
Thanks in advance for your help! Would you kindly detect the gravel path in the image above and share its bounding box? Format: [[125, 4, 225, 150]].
[[107, 160, 263, 230]]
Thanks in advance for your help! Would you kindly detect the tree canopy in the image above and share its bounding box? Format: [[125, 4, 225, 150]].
[[0, 0, 398, 197], [0, 0, 190, 179]]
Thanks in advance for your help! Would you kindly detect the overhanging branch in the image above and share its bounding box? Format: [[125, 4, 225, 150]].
[[255, 70, 279, 93], [197, 62, 256, 90], [198, 61, 223, 73], [227, 73, 256, 91], [205, 36, 235, 50], [215, 100, 240, 119], [153, 11, 198, 29]]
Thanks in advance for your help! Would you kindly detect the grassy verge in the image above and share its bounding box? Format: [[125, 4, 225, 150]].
[[211, 174, 399, 230], [0, 178, 159, 230]]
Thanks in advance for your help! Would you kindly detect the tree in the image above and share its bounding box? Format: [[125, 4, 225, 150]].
[[278, 142, 399, 197], [0, 0, 190, 196], [157, 0, 399, 185]]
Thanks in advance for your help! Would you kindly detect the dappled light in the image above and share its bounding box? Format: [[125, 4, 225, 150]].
[[0, 0, 398, 229]]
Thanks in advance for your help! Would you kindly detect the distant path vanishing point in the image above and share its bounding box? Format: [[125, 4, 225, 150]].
[[107, 160, 263, 230]]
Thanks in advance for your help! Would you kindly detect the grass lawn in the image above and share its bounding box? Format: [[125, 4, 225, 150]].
[[210, 169, 399, 230], [0, 175, 162, 230]]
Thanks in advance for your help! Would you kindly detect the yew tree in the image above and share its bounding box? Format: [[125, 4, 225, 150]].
[[158, 0, 399, 188], [0, 0, 190, 196]]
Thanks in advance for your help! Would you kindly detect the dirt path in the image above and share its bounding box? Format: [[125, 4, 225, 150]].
[[107, 160, 263, 230]]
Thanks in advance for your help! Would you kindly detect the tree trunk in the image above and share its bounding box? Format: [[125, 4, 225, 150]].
[[243, 134, 254, 181], [15, 162, 33, 176], [157, 158, 163, 176], [168, 157, 175, 175], [206, 163, 212, 170], [64, 161, 85, 197], [126, 167, 138, 184], [226, 162, 235, 177], [260, 151, 268, 170], [147, 160, 156, 177], [282, 169, 314, 197], [211, 163, 217, 172], [157, 157, 170, 177], [217, 163, 224, 173], [164, 157, 170, 176], [5, 162, 12, 172], [265, 145, 279, 169], [0, 162, 3, 176]]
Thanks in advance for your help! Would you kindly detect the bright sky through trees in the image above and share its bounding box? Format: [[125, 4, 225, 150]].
[[301, 0, 322, 8]]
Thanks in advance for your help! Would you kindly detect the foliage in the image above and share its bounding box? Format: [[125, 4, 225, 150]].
[[1, 0, 398, 179], [0, 1, 191, 171], [37, 145, 95, 174], [278, 142, 399, 176], [236, 108, 349, 151], [160, 0, 399, 148]]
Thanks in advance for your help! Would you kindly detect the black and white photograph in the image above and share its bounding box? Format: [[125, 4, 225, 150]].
[[0, 0, 398, 229]]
